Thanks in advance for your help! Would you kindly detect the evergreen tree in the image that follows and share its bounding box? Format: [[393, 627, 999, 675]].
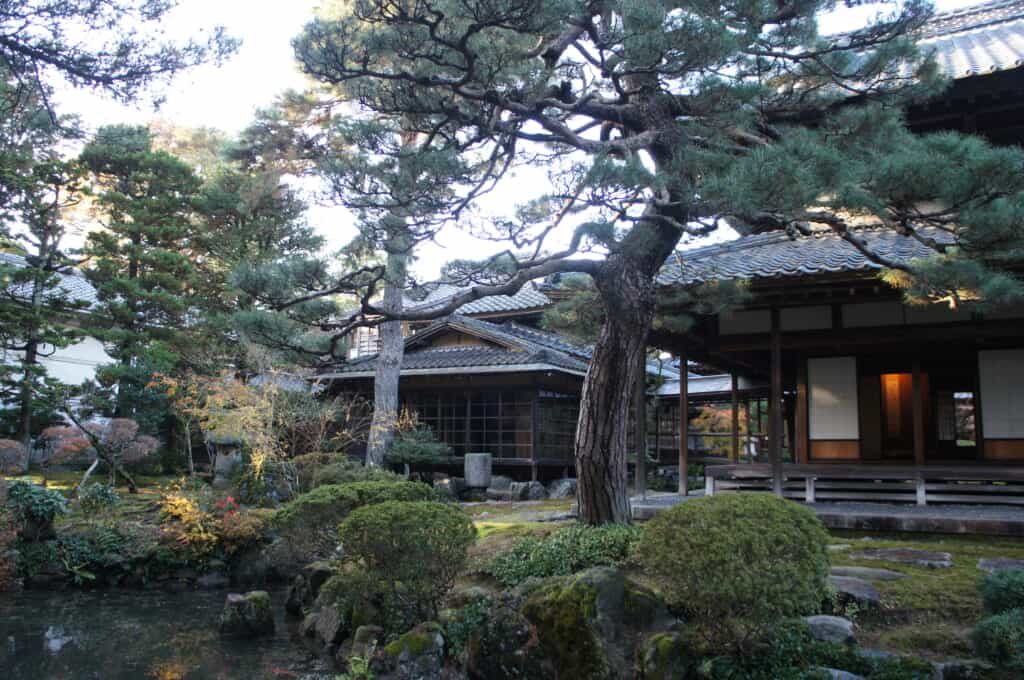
[[0, 0, 236, 105], [0, 159, 90, 444], [79, 125, 202, 421], [292, 0, 1024, 523]]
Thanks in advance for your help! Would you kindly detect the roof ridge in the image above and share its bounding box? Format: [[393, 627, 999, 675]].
[[917, 0, 1024, 40]]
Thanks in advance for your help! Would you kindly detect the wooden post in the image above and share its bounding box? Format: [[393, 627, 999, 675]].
[[769, 308, 784, 496], [795, 357, 809, 464], [805, 476, 816, 503], [912, 359, 925, 467], [730, 373, 740, 463], [744, 397, 753, 463], [679, 348, 689, 497], [635, 349, 648, 500], [531, 390, 541, 462]]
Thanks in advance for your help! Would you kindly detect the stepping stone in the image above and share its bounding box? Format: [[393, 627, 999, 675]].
[[830, 566, 907, 581], [829, 576, 881, 608], [848, 548, 953, 569], [977, 557, 1024, 574], [828, 544, 852, 552], [818, 669, 865, 680], [803, 615, 855, 644]]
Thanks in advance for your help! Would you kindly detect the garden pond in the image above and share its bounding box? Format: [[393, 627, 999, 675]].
[[0, 588, 330, 679]]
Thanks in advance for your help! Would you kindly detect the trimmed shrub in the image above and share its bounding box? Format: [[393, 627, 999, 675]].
[[338, 500, 476, 633], [484, 523, 641, 587], [980, 569, 1024, 615], [78, 483, 121, 513], [972, 608, 1024, 670], [273, 481, 442, 564], [637, 493, 830, 654], [6, 481, 68, 540], [312, 458, 402, 489]]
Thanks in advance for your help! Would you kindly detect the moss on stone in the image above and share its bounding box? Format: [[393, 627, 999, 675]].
[[521, 575, 611, 680], [383, 621, 444, 658], [638, 632, 692, 680]]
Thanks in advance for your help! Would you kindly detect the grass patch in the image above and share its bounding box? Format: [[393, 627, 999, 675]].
[[829, 530, 1024, 660]]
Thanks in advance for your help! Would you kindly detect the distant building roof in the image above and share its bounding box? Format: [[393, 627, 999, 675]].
[[658, 226, 955, 287], [0, 252, 98, 310], [321, 314, 590, 379], [404, 280, 551, 317], [916, 0, 1024, 79]]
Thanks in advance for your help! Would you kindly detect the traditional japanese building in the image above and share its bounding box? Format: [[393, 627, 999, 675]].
[[647, 0, 1024, 503]]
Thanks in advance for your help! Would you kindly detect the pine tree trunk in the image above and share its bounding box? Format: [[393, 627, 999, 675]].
[[365, 247, 407, 466], [575, 257, 656, 524], [17, 341, 38, 450]]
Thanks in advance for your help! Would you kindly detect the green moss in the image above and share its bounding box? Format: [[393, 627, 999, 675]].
[[639, 633, 692, 680], [521, 576, 610, 680], [383, 622, 442, 658]]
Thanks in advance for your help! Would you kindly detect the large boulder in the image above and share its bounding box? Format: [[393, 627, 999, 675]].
[[219, 591, 275, 638], [546, 478, 577, 499], [286, 562, 336, 616], [508, 481, 547, 501], [450, 599, 551, 680], [0, 440, 28, 475], [635, 632, 695, 680], [828, 576, 881, 609], [372, 621, 452, 680], [803, 615, 856, 645], [519, 566, 674, 680]]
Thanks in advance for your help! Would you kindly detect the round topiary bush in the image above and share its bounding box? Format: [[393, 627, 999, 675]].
[[980, 569, 1024, 615], [972, 608, 1024, 670], [338, 500, 476, 633], [272, 481, 444, 566], [637, 493, 830, 654]]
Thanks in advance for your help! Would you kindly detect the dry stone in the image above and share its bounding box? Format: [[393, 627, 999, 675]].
[[848, 548, 952, 569]]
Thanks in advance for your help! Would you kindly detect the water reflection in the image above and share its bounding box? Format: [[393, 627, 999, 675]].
[[0, 589, 329, 679]]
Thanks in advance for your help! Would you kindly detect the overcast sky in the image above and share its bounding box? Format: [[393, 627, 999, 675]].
[[54, 0, 977, 279]]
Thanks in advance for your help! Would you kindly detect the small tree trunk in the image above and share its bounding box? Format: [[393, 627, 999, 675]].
[[366, 245, 408, 466], [184, 421, 195, 476], [77, 458, 101, 496], [575, 259, 656, 525]]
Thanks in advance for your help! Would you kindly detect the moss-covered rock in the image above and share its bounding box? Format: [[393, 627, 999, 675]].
[[373, 621, 449, 679], [636, 632, 694, 680], [520, 566, 673, 680], [218, 590, 275, 638], [446, 596, 551, 679]]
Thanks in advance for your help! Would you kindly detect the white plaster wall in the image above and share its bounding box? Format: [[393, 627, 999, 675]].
[[979, 349, 1024, 439], [808, 356, 860, 440]]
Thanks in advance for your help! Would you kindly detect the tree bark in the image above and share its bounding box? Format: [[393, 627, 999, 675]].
[[575, 256, 658, 524], [365, 242, 408, 466]]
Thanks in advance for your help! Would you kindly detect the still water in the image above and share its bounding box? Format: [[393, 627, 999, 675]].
[[0, 589, 332, 680]]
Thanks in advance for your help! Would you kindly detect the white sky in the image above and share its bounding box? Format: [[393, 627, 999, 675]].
[[53, 0, 978, 279]]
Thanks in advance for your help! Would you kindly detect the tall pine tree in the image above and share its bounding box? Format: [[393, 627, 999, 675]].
[[80, 125, 202, 422]]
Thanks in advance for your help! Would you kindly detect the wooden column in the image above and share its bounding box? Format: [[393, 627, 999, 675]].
[[912, 359, 925, 467], [635, 349, 648, 499], [678, 348, 689, 497], [730, 373, 739, 462], [795, 357, 809, 464], [744, 397, 753, 463], [531, 390, 541, 463], [769, 308, 784, 496]]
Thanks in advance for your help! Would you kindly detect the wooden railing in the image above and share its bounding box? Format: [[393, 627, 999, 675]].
[[704, 463, 1024, 506]]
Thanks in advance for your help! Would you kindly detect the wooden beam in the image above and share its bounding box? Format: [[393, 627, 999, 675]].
[[679, 347, 689, 497], [635, 349, 648, 499], [796, 356, 809, 464], [730, 373, 739, 462], [912, 359, 925, 466], [769, 308, 784, 495]]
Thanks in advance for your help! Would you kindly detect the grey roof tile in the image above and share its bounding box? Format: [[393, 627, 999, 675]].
[[0, 252, 98, 309], [657, 227, 955, 286], [404, 281, 551, 316]]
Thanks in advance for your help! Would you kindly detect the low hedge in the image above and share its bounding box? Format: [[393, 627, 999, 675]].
[[484, 523, 640, 587]]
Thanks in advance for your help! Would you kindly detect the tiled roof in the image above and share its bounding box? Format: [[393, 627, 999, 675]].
[[0, 252, 98, 310], [404, 281, 551, 316], [323, 314, 590, 378], [916, 0, 1024, 79], [657, 227, 955, 286]]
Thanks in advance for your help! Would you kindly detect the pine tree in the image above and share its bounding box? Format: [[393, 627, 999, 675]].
[[79, 125, 203, 421], [291, 1, 1024, 523]]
